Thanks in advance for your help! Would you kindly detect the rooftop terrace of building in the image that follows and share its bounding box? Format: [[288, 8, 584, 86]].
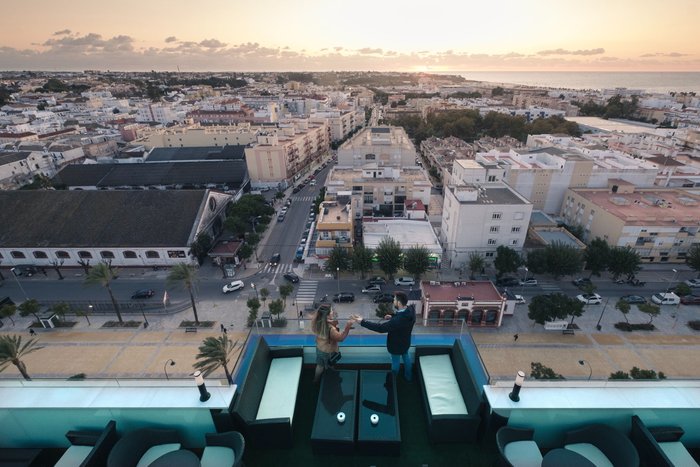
[[328, 166, 431, 183]]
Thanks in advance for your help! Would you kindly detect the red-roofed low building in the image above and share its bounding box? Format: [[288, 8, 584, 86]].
[[420, 280, 506, 327]]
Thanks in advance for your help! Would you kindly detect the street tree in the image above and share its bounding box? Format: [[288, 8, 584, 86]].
[[607, 246, 641, 280], [75, 308, 91, 326], [0, 334, 44, 380], [166, 263, 200, 325], [494, 246, 522, 278], [403, 245, 431, 280], [0, 303, 17, 326], [615, 299, 631, 324], [268, 299, 285, 320], [194, 335, 239, 384], [638, 303, 661, 324], [84, 262, 122, 323], [51, 302, 71, 323], [246, 297, 261, 326], [585, 238, 610, 277], [279, 284, 294, 308], [224, 216, 248, 237], [259, 288, 270, 313], [525, 249, 548, 275], [18, 299, 42, 323], [352, 245, 374, 279], [238, 244, 254, 265], [375, 237, 403, 279], [543, 242, 584, 279], [530, 362, 565, 380], [467, 252, 485, 279], [189, 232, 212, 265], [49, 259, 65, 280], [528, 293, 583, 325], [686, 244, 700, 277], [325, 246, 351, 274]]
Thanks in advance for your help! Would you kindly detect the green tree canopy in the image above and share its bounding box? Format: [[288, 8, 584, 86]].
[[615, 299, 631, 324], [268, 299, 285, 319], [0, 334, 44, 380], [686, 244, 700, 276], [528, 293, 583, 325], [530, 362, 565, 380], [246, 297, 261, 326], [495, 246, 522, 278], [607, 246, 641, 280], [325, 246, 351, 273], [189, 232, 212, 265], [467, 252, 485, 279], [166, 263, 200, 324], [194, 335, 239, 384], [0, 304, 17, 326], [18, 300, 41, 322], [403, 245, 431, 280], [279, 284, 294, 307], [376, 237, 403, 279], [638, 303, 660, 324], [351, 245, 374, 279], [543, 242, 584, 279], [585, 238, 610, 277], [525, 249, 548, 275]]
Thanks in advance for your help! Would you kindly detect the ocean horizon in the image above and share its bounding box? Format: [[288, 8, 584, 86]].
[[438, 71, 700, 95]]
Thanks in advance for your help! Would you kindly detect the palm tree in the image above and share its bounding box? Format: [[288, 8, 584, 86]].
[[84, 262, 122, 323], [0, 334, 44, 380], [194, 335, 239, 384], [167, 263, 200, 325]]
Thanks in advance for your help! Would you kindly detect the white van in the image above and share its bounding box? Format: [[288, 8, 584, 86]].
[[651, 292, 680, 305]]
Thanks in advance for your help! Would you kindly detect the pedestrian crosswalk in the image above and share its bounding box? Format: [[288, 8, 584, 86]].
[[540, 282, 563, 293], [295, 280, 318, 305], [260, 263, 295, 274], [291, 195, 315, 202]]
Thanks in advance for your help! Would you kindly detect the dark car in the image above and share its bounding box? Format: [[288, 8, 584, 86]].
[[496, 277, 519, 287], [620, 295, 647, 304], [11, 264, 39, 277], [131, 289, 155, 299], [332, 292, 355, 303], [681, 295, 700, 305], [269, 253, 281, 266], [283, 272, 300, 283], [367, 276, 387, 286], [572, 278, 593, 289], [373, 293, 394, 304], [292, 186, 301, 194]]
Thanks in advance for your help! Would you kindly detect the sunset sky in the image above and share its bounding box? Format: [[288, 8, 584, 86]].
[[1, 0, 698, 72]]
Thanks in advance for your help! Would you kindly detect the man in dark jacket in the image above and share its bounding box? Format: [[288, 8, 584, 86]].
[[351, 291, 416, 381]]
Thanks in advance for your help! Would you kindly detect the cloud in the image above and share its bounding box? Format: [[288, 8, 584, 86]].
[[641, 52, 689, 58], [537, 48, 605, 56], [164, 36, 178, 43], [334, 46, 343, 52], [357, 47, 383, 55], [199, 39, 227, 48], [53, 29, 72, 36]]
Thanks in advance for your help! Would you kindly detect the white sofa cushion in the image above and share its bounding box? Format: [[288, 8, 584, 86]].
[[659, 442, 700, 467], [54, 445, 93, 467], [135, 443, 181, 467], [419, 354, 468, 416], [565, 443, 614, 467], [503, 440, 543, 467], [200, 446, 236, 467], [256, 356, 303, 422]]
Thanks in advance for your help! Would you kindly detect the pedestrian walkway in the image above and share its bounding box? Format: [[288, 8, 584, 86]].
[[295, 280, 319, 307], [291, 195, 315, 202], [539, 282, 563, 293], [259, 263, 296, 275]]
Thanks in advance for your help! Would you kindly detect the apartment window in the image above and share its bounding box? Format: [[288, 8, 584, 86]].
[[123, 251, 137, 259], [363, 194, 373, 203], [487, 175, 496, 182], [33, 251, 48, 259], [511, 226, 521, 233], [488, 239, 497, 245], [78, 251, 92, 259], [56, 251, 70, 259], [365, 154, 376, 160], [100, 251, 115, 259], [511, 239, 518, 246], [11, 251, 26, 259], [490, 226, 500, 233], [146, 251, 160, 259], [167, 250, 186, 258], [485, 252, 494, 257], [492, 212, 502, 220]]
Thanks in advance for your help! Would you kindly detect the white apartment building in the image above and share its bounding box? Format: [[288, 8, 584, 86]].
[[440, 183, 533, 266], [337, 126, 417, 168], [138, 124, 257, 149], [136, 103, 179, 124], [309, 109, 364, 142], [0, 150, 58, 189]]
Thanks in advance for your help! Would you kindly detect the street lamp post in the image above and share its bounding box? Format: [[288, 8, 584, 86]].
[[9, 268, 29, 300], [596, 296, 611, 331], [670, 268, 678, 291], [336, 267, 340, 294], [519, 267, 529, 297], [578, 359, 592, 381], [164, 359, 176, 380]]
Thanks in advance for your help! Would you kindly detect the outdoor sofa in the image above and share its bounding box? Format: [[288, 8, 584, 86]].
[[55, 420, 118, 467], [630, 415, 698, 467]]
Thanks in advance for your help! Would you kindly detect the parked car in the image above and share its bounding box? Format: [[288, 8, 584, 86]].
[[684, 279, 700, 288], [222, 280, 245, 294], [681, 295, 700, 305], [394, 277, 415, 287], [651, 292, 681, 305], [283, 272, 300, 283], [514, 295, 526, 305], [373, 293, 395, 304], [309, 180, 316, 186], [620, 295, 647, 304], [131, 289, 155, 299], [362, 284, 382, 294], [269, 253, 281, 266], [292, 186, 301, 194], [332, 292, 355, 303], [11, 264, 38, 277], [277, 213, 286, 222], [367, 276, 386, 286], [519, 279, 538, 287], [576, 293, 603, 305], [496, 277, 519, 287], [572, 278, 593, 289]]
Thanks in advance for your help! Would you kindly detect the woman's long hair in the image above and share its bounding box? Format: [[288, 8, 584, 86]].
[[311, 304, 332, 338]]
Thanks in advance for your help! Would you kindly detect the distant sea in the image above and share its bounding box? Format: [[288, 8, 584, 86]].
[[443, 71, 700, 95]]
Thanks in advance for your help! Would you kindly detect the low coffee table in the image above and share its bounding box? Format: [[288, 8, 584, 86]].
[[357, 370, 401, 456], [310, 369, 358, 455]]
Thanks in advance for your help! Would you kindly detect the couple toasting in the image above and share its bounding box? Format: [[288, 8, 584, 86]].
[[311, 291, 416, 383]]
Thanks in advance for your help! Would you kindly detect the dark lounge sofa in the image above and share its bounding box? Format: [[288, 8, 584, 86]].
[[631, 415, 698, 467], [415, 340, 484, 443], [230, 338, 303, 448], [56, 420, 119, 467]]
